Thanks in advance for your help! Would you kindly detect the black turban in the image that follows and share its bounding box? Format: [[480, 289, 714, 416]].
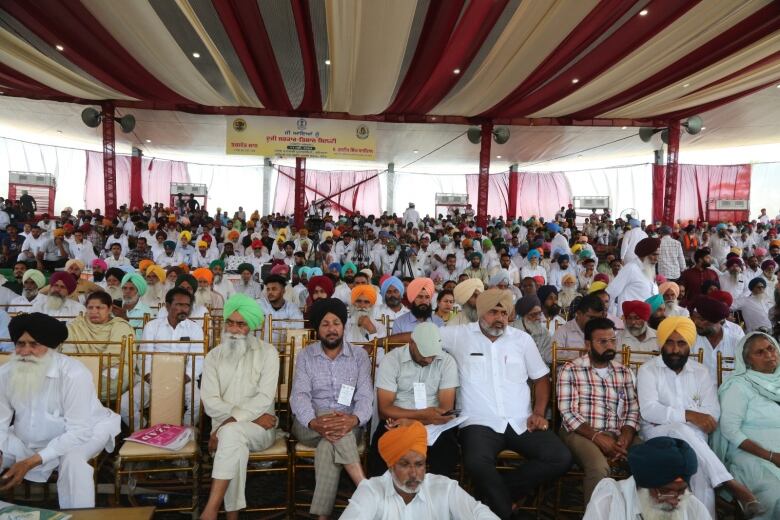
[[515, 295, 541, 317], [309, 297, 348, 331], [691, 295, 729, 323], [628, 436, 698, 488], [9, 312, 68, 348], [537, 285, 558, 305], [237, 262, 254, 274], [105, 267, 126, 282], [635, 237, 661, 257], [175, 274, 198, 290]]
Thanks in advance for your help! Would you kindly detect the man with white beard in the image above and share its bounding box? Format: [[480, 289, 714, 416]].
[[234, 262, 264, 300], [346, 285, 384, 344], [0, 313, 121, 508], [619, 300, 657, 354], [732, 278, 774, 332], [606, 237, 660, 316], [30, 271, 85, 322], [192, 267, 225, 309], [584, 437, 710, 520], [447, 278, 483, 327], [209, 259, 235, 301], [8, 269, 47, 313], [719, 257, 748, 301], [512, 295, 553, 364], [658, 282, 689, 317], [200, 294, 279, 520], [140, 264, 166, 310]]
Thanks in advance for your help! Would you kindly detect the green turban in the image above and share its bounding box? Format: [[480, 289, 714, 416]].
[[340, 262, 357, 279], [121, 272, 148, 296], [22, 269, 46, 288], [224, 293, 265, 330], [482, 238, 493, 249], [175, 274, 198, 290], [209, 259, 225, 270], [237, 262, 254, 274]]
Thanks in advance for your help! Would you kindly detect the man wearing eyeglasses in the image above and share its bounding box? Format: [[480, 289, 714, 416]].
[[556, 317, 639, 503]]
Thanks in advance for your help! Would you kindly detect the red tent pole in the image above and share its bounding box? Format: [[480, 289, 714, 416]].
[[294, 157, 306, 228], [662, 121, 681, 225], [130, 147, 144, 210], [476, 123, 492, 229], [507, 163, 519, 220], [102, 101, 117, 219]]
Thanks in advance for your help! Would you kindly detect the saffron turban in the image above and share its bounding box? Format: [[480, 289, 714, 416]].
[[179, 231, 192, 241], [227, 230, 240, 240], [52, 228, 65, 238], [476, 288, 514, 318], [407, 278, 434, 302], [237, 262, 254, 274], [91, 258, 108, 270], [340, 262, 357, 278], [209, 259, 225, 270], [622, 300, 651, 322], [192, 268, 214, 283], [224, 293, 265, 330], [50, 271, 77, 294], [121, 273, 148, 296], [635, 237, 661, 257], [309, 298, 348, 330], [307, 275, 334, 297], [378, 420, 428, 467], [351, 284, 377, 305], [657, 317, 697, 347], [659, 281, 680, 297], [22, 269, 45, 288], [645, 294, 664, 314], [691, 295, 729, 323], [588, 281, 608, 294], [146, 265, 166, 283], [9, 312, 68, 348], [138, 259, 154, 273], [628, 437, 697, 488], [380, 276, 405, 298], [454, 278, 484, 305]]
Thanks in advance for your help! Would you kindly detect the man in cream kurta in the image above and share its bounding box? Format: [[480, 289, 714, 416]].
[[200, 294, 279, 520]]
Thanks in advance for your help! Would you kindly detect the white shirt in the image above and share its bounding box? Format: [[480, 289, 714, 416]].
[[732, 295, 772, 332], [719, 272, 748, 300], [140, 317, 205, 376], [636, 356, 719, 433], [585, 476, 710, 520], [619, 228, 648, 264], [520, 264, 547, 284], [691, 328, 741, 381], [605, 260, 657, 316], [403, 208, 420, 226], [19, 234, 48, 259], [440, 323, 549, 435], [341, 472, 499, 520], [104, 235, 129, 257], [106, 255, 131, 268], [30, 297, 86, 322], [372, 304, 409, 323], [234, 279, 265, 300], [0, 352, 120, 470]]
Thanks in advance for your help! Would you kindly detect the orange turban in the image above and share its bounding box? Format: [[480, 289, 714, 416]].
[[138, 259, 154, 273], [227, 230, 240, 240], [378, 421, 428, 467], [407, 277, 434, 302], [351, 284, 376, 305], [192, 267, 214, 283]]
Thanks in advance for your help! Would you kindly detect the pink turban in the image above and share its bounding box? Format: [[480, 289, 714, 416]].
[[91, 258, 108, 270], [407, 277, 434, 301]]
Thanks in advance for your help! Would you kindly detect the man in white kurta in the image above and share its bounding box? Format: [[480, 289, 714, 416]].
[[30, 271, 86, 323], [0, 313, 121, 508], [606, 237, 659, 316], [636, 317, 759, 518], [200, 294, 279, 520], [619, 220, 647, 264]]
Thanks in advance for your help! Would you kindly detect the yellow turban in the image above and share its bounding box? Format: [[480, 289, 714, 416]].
[[53, 228, 65, 238], [571, 244, 583, 255], [378, 421, 428, 467], [197, 240, 208, 248], [454, 278, 484, 305], [656, 317, 697, 348], [351, 284, 376, 305], [588, 281, 608, 294], [179, 230, 192, 241], [146, 265, 165, 283]]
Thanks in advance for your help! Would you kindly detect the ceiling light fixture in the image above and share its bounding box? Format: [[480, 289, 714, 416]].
[[55, 44, 64, 51], [412, 150, 418, 154], [683, 83, 690, 88], [701, 127, 706, 130], [192, 52, 200, 58], [324, 59, 331, 65], [572, 78, 579, 84], [639, 9, 648, 16], [621, 126, 627, 130], [496, 155, 502, 159], [453, 68, 461, 75], [145, 139, 151, 143]]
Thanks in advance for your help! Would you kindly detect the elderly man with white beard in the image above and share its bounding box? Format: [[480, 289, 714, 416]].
[[200, 294, 279, 520], [619, 300, 657, 355], [8, 269, 47, 313], [209, 259, 235, 301], [732, 278, 774, 332], [719, 257, 748, 301], [346, 285, 384, 344], [659, 282, 689, 317], [140, 264, 166, 310], [447, 278, 483, 327], [30, 271, 85, 322], [192, 267, 225, 309], [0, 313, 121, 508], [512, 295, 553, 364], [606, 237, 660, 316], [584, 437, 710, 520]]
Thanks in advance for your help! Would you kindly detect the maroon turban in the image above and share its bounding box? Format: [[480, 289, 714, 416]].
[[635, 237, 661, 258], [307, 275, 334, 298], [622, 300, 651, 322], [709, 290, 733, 308], [593, 273, 610, 283], [50, 271, 78, 294], [691, 295, 729, 323], [725, 257, 743, 269]]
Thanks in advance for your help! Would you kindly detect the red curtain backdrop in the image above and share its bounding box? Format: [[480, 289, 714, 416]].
[[466, 171, 572, 219], [652, 163, 751, 223], [87, 151, 190, 212], [273, 166, 381, 217]]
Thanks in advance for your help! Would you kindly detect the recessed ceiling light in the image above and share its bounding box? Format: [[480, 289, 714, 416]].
[[496, 155, 502, 159], [57, 130, 62, 134], [776, 84, 780, 88], [683, 83, 690, 88], [55, 44, 64, 51], [453, 68, 461, 75], [192, 52, 200, 58], [701, 127, 706, 130], [412, 150, 418, 154], [145, 139, 151, 143], [431, 117, 436, 121], [639, 9, 648, 16], [572, 78, 579, 84], [621, 126, 627, 130], [324, 59, 331, 66]]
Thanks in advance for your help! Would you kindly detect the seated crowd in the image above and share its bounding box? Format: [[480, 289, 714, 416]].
[[0, 200, 779, 520]]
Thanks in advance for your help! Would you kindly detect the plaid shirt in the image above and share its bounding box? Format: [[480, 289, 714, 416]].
[[657, 235, 686, 279], [557, 355, 640, 434]]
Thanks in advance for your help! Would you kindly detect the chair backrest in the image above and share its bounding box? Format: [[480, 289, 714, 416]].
[[60, 337, 128, 410], [267, 316, 309, 349], [717, 351, 735, 386], [150, 354, 186, 426], [624, 346, 705, 373], [0, 353, 10, 365], [551, 342, 586, 430]]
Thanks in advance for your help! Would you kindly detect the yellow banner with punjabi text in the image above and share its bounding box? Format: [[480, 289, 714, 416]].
[[226, 116, 376, 160]]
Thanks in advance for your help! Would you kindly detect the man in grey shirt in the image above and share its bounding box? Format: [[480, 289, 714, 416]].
[[369, 322, 459, 477], [290, 297, 373, 519]]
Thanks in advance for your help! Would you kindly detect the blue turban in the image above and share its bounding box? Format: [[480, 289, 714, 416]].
[[748, 277, 767, 291], [628, 436, 697, 488], [556, 254, 570, 264], [298, 266, 312, 279], [163, 240, 176, 249], [527, 249, 541, 259], [310, 267, 323, 276], [380, 276, 405, 298], [117, 264, 135, 274], [546, 222, 560, 233], [645, 293, 663, 314], [340, 262, 357, 278], [629, 219, 640, 228], [328, 262, 342, 272]]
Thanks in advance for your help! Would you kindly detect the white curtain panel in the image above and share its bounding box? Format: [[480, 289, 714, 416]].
[[563, 163, 652, 221]]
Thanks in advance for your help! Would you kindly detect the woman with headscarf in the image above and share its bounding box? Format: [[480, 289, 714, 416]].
[[712, 332, 780, 519]]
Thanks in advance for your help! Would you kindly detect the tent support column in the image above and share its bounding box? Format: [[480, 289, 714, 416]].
[[662, 121, 681, 225], [102, 101, 117, 219], [294, 157, 306, 228], [130, 147, 143, 210], [476, 123, 493, 229], [508, 163, 519, 220], [263, 158, 272, 216], [386, 162, 395, 215]]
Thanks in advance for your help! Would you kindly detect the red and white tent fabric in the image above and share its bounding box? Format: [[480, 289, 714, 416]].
[[0, 0, 778, 122]]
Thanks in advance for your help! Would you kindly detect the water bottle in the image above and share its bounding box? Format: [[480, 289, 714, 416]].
[[137, 493, 169, 506]]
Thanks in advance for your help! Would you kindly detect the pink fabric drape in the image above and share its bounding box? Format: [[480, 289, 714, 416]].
[[273, 166, 381, 216], [657, 164, 751, 223], [466, 171, 572, 219], [86, 151, 189, 212]]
